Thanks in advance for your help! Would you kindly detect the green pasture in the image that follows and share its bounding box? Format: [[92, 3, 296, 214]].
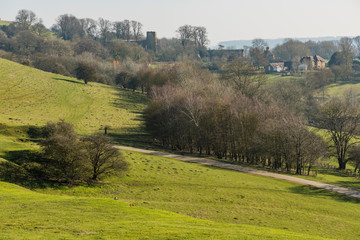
[[1, 181, 329, 240], [1, 57, 360, 239], [32, 150, 360, 240], [0, 58, 148, 145]]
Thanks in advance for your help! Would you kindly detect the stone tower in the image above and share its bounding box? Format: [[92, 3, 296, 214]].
[[146, 31, 157, 52]]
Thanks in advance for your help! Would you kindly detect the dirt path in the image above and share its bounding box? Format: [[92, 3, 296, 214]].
[[115, 145, 360, 199]]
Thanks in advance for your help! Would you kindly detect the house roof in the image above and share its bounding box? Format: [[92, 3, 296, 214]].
[[269, 62, 284, 68], [314, 55, 325, 62]]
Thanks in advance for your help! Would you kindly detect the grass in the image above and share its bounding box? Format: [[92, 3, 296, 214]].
[[32, 150, 360, 240], [0, 58, 149, 146], [1, 181, 330, 240], [0, 20, 11, 26]]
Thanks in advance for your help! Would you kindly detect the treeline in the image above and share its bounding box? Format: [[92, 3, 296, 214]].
[[144, 62, 360, 173]]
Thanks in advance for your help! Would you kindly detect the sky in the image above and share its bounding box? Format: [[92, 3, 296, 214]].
[[1, 0, 360, 46]]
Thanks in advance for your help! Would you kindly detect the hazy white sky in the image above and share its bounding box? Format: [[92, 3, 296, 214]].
[[1, 0, 359, 45]]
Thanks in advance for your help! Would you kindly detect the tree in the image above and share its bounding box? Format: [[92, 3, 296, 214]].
[[15, 9, 37, 30], [221, 60, 265, 98], [12, 30, 41, 57], [249, 47, 268, 69], [177, 25, 193, 47], [316, 97, 360, 169], [348, 144, 360, 173], [82, 134, 128, 180], [252, 38, 268, 51], [75, 62, 97, 84], [273, 39, 311, 61], [41, 121, 88, 182], [32, 20, 48, 37], [354, 36, 360, 58], [80, 18, 98, 39], [193, 26, 208, 47], [98, 18, 113, 44], [52, 14, 84, 40], [131, 20, 143, 41], [115, 71, 133, 88], [329, 40, 354, 81]]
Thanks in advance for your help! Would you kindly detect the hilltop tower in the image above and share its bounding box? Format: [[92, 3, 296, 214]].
[[146, 31, 157, 52]]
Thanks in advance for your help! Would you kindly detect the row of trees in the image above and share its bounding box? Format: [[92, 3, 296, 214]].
[[144, 63, 327, 174], [144, 62, 360, 172], [52, 14, 144, 43]]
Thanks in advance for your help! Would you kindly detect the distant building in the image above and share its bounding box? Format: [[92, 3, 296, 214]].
[[300, 55, 326, 70], [265, 62, 285, 73], [146, 31, 157, 52], [264, 47, 275, 62]]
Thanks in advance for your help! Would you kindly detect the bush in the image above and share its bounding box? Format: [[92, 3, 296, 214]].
[[75, 62, 98, 84], [38, 121, 128, 183]]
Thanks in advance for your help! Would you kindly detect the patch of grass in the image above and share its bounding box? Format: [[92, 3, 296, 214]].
[[35, 150, 360, 240], [0, 58, 149, 146], [0, 181, 328, 240], [0, 20, 11, 26]]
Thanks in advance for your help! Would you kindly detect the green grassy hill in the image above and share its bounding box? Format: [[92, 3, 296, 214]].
[[0, 20, 11, 26], [0, 181, 329, 240], [0, 58, 359, 239], [0, 58, 148, 158]]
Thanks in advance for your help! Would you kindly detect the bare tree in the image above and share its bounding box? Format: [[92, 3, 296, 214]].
[[194, 26, 208, 47], [15, 9, 37, 30], [82, 134, 128, 180], [52, 14, 84, 40], [131, 20, 143, 41], [221, 60, 265, 98], [80, 18, 98, 38], [98, 18, 113, 44], [252, 38, 268, 51], [354, 36, 360, 58], [177, 25, 194, 47], [316, 96, 360, 169]]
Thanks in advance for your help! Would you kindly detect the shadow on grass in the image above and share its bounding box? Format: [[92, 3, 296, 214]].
[[108, 127, 155, 150], [329, 78, 360, 87], [0, 150, 85, 190], [289, 185, 360, 204], [111, 87, 148, 113], [53, 77, 83, 85]]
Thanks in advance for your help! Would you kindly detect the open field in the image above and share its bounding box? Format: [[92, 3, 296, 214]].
[[0, 20, 11, 26], [33, 150, 360, 240], [0, 58, 149, 147], [2, 181, 330, 240]]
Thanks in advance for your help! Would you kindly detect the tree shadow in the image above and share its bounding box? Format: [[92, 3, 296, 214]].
[[108, 127, 154, 150], [1, 150, 64, 189], [329, 79, 360, 87], [53, 77, 83, 84], [288, 185, 360, 203], [111, 87, 148, 113]]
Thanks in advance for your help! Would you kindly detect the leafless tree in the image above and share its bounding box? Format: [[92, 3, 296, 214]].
[[15, 9, 37, 30], [316, 96, 360, 169], [131, 20, 143, 41]]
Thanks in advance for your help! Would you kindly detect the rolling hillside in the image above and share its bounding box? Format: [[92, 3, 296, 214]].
[[1, 58, 360, 239]]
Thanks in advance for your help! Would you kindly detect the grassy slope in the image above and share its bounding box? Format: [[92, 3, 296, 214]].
[[0, 58, 147, 134], [0, 20, 11, 26], [35, 150, 360, 240], [0, 58, 148, 157], [0, 58, 358, 239], [1, 182, 328, 240]]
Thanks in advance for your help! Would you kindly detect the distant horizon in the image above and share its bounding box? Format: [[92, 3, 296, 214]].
[[1, 0, 359, 45]]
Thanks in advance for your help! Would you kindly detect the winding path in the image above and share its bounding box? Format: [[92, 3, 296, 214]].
[[116, 145, 360, 199]]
